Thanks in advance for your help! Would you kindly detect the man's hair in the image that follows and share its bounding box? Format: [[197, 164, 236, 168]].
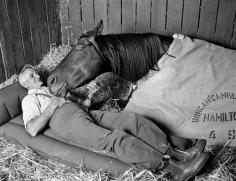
[[18, 64, 36, 88]]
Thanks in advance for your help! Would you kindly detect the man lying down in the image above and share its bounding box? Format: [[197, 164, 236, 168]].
[[18, 64, 210, 181]]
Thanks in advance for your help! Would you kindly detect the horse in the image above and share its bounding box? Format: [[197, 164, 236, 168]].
[[47, 20, 174, 97]]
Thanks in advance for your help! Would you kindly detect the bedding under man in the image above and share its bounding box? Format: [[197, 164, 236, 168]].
[[18, 64, 210, 181]]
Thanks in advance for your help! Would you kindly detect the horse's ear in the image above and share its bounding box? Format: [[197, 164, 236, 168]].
[[78, 20, 103, 41], [94, 20, 104, 36]]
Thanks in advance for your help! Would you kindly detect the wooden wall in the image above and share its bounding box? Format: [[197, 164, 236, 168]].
[[0, 0, 61, 83], [60, 0, 236, 50], [1, 0, 236, 83]]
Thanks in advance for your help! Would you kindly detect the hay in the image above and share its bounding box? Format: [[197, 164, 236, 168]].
[[36, 45, 72, 73], [0, 137, 235, 180], [0, 74, 18, 90], [0, 45, 236, 181], [0, 138, 111, 181]]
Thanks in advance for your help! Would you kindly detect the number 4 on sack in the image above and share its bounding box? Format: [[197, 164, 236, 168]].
[[209, 131, 216, 140]]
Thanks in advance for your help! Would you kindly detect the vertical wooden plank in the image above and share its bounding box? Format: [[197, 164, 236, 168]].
[[197, 0, 219, 41], [136, 0, 151, 33], [6, 0, 25, 71], [122, 0, 136, 33], [55, 0, 62, 45], [46, 0, 58, 45], [151, 0, 167, 34], [94, 0, 108, 34], [181, 0, 200, 37], [166, 0, 183, 35], [60, 0, 70, 45], [107, 0, 121, 33], [0, 0, 16, 78], [81, 0, 94, 32], [27, 0, 42, 64], [37, 0, 50, 55], [214, 0, 236, 47], [0, 49, 6, 82], [17, 0, 34, 65], [68, 0, 82, 45], [0, 32, 12, 80], [231, 16, 236, 49]]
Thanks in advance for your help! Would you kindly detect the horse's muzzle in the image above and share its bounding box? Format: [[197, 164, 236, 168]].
[[56, 82, 68, 97], [47, 74, 66, 97], [47, 74, 56, 88], [48, 79, 68, 97]]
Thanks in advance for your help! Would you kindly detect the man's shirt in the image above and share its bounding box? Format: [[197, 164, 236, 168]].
[[22, 86, 52, 132]]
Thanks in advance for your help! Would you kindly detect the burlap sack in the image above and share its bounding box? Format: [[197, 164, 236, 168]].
[[125, 36, 236, 146]]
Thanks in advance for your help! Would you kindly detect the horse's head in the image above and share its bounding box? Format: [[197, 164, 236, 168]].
[[47, 20, 108, 97]]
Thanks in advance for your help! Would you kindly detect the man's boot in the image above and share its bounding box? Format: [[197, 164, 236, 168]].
[[168, 139, 207, 161], [164, 152, 210, 181]]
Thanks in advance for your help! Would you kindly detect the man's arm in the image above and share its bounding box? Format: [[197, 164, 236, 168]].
[[27, 97, 67, 136], [81, 81, 99, 107]]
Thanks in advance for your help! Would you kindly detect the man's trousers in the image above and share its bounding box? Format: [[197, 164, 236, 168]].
[[49, 103, 169, 170]]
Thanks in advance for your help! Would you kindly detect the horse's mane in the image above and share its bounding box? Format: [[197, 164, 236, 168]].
[[95, 33, 172, 81]]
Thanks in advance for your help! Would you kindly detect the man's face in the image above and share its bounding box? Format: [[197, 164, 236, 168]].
[[22, 68, 43, 89]]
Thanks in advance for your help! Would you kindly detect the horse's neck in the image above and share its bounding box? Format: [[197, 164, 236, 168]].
[[158, 35, 174, 53], [97, 33, 173, 81]]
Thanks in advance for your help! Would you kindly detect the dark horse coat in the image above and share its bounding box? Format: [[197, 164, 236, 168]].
[[47, 20, 173, 97]]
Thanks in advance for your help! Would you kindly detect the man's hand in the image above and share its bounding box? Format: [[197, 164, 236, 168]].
[[87, 81, 100, 99], [51, 97, 70, 108], [80, 81, 100, 108], [27, 97, 70, 137]]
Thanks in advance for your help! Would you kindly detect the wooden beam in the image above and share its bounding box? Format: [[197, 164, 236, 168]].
[[60, 0, 70, 45], [108, 0, 121, 33], [166, 0, 183, 35], [68, 0, 82, 45], [136, 0, 151, 33], [6, 0, 25, 71], [81, 0, 94, 33], [27, 0, 42, 64], [17, 0, 34, 65], [122, 0, 135, 33], [181, 0, 200, 37], [214, 0, 236, 47], [197, 0, 219, 41], [94, 0, 108, 34], [0, 34, 7, 82], [0, 0, 16, 77], [151, 0, 167, 35], [37, 0, 50, 55]]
